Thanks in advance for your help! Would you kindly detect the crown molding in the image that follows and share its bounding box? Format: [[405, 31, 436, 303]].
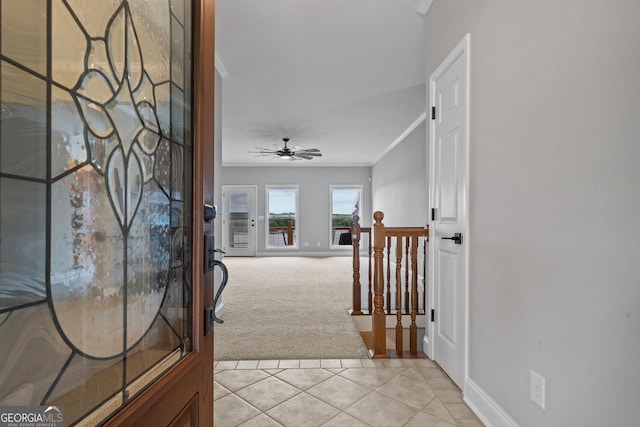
[[215, 53, 228, 78], [416, 0, 434, 15], [371, 112, 427, 166]]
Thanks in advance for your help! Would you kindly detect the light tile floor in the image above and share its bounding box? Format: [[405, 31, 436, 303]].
[[214, 359, 484, 427]]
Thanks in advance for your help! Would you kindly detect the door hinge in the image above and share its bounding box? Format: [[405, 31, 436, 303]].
[[431, 208, 436, 221], [431, 106, 436, 120], [431, 309, 435, 322]]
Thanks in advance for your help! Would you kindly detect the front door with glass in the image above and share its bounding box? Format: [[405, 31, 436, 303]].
[[0, 0, 214, 425]]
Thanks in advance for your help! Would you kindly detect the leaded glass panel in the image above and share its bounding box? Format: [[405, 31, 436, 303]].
[[0, 178, 46, 311], [51, 87, 87, 178], [0, 305, 71, 405], [51, 0, 88, 90], [46, 353, 123, 424], [64, 0, 122, 38], [171, 16, 185, 89], [129, 1, 171, 83], [0, 0, 194, 424], [1, 0, 47, 76], [0, 61, 47, 179]]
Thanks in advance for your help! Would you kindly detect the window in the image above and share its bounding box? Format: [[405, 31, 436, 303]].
[[330, 185, 362, 248], [266, 185, 299, 248], [228, 191, 250, 248]]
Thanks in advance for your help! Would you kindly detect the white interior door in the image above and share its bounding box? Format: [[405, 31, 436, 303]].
[[222, 186, 257, 256], [429, 35, 470, 389]]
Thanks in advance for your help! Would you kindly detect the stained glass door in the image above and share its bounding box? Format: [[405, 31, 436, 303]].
[[0, 0, 212, 425]]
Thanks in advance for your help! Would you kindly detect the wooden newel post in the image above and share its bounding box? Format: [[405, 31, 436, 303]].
[[372, 211, 388, 358], [351, 215, 363, 315]]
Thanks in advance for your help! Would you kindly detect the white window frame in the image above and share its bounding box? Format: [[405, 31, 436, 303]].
[[329, 185, 362, 250], [265, 185, 299, 249]]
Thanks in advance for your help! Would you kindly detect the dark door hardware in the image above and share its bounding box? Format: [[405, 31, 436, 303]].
[[442, 232, 463, 245], [204, 240, 229, 336], [204, 203, 216, 222]]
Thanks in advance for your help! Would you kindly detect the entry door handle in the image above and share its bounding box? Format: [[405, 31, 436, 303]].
[[204, 258, 229, 336], [442, 232, 463, 245], [204, 203, 216, 222]]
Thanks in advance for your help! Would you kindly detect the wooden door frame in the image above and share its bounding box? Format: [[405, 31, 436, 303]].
[[104, 0, 216, 425], [427, 33, 471, 392]]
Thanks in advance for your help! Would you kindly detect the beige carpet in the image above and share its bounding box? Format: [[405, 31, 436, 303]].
[[213, 257, 369, 360]]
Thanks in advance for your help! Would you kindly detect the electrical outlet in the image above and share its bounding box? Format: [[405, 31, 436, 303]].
[[530, 370, 546, 410], [303, 242, 309, 247]]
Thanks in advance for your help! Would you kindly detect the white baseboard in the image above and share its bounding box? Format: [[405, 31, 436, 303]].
[[464, 377, 519, 427], [423, 335, 430, 356]]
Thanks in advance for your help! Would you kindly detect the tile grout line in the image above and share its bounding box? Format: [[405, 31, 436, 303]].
[[214, 359, 483, 427]]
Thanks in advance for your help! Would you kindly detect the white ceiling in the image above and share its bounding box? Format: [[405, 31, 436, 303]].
[[215, 0, 428, 166]]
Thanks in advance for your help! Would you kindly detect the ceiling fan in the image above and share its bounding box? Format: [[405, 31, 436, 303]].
[[250, 138, 322, 161]]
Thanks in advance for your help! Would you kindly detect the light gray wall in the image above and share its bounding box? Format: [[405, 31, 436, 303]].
[[371, 121, 428, 227], [222, 166, 371, 255], [426, 1, 640, 426]]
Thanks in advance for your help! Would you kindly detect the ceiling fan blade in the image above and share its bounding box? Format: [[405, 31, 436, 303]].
[[296, 151, 322, 156], [250, 146, 278, 152], [303, 148, 321, 152]]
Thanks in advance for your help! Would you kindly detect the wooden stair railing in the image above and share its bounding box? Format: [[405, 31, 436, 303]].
[[353, 211, 428, 358], [351, 215, 372, 315]]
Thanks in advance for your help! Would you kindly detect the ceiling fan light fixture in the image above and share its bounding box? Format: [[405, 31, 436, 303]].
[[249, 137, 322, 161]]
